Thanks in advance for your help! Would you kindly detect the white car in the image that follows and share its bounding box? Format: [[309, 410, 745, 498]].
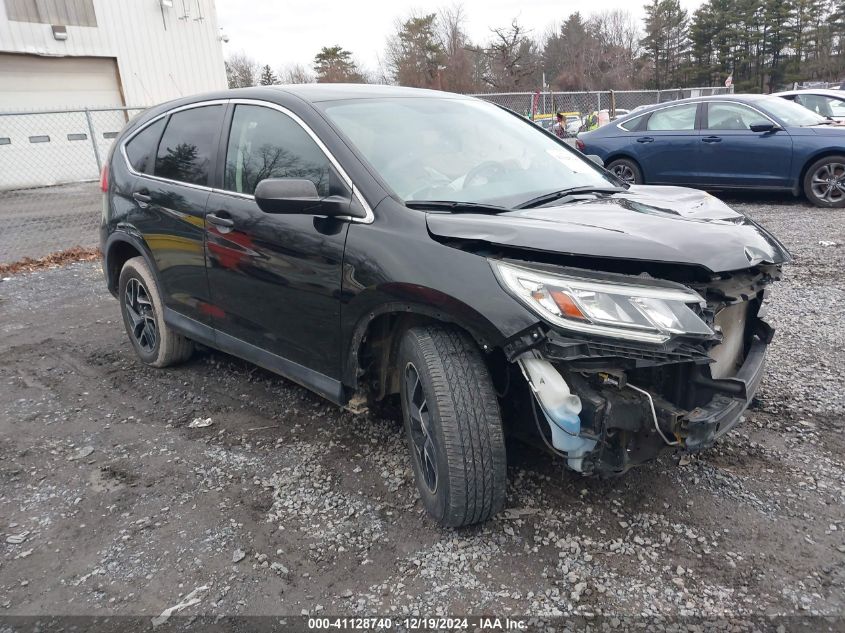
[[565, 115, 582, 135], [773, 89, 845, 123]]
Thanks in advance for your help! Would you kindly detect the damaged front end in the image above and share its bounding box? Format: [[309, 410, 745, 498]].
[[494, 259, 782, 476]]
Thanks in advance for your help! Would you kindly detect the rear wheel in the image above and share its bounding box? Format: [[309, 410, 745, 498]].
[[803, 155, 845, 207], [607, 158, 643, 185], [118, 257, 193, 367], [398, 326, 507, 527]]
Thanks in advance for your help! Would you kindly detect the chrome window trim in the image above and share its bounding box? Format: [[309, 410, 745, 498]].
[[119, 98, 374, 224], [120, 99, 227, 194], [614, 99, 780, 132], [614, 102, 696, 132]]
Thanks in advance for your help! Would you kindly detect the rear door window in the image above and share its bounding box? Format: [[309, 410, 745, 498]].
[[125, 118, 165, 174], [646, 104, 698, 131], [154, 105, 224, 186]]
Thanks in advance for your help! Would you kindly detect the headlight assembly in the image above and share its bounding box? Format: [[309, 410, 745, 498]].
[[492, 261, 713, 344]]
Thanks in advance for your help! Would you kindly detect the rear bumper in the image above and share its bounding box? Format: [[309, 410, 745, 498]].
[[681, 336, 767, 451]]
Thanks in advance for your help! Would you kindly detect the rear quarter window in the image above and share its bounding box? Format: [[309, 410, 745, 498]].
[[618, 114, 647, 131], [154, 105, 224, 186], [124, 118, 165, 174]]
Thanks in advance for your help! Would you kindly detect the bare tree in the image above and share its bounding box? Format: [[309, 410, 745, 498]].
[[225, 51, 259, 88], [437, 4, 482, 92], [589, 10, 643, 89], [473, 19, 541, 91], [278, 63, 315, 84]]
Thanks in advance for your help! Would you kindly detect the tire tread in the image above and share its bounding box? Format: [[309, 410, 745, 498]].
[[404, 326, 506, 527]]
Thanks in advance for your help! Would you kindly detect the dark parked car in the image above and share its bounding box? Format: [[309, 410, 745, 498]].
[[577, 94, 845, 207], [101, 85, 789, 527]]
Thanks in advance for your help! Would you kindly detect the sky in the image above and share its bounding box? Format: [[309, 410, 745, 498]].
[[215, 0, 705, 77]]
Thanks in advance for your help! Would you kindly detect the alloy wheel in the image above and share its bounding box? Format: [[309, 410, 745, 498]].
[[810, 162, 845, 203], [124, 278, 157, 353], [404, 362, 438, 494], [611, 164, 637, 184]]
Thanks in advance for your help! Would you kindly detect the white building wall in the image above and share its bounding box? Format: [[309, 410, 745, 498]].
[[0, 0, 228, 189], [0, 0, 228, 107]]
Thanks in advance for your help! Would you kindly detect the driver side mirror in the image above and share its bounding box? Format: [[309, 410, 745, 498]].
[[750, 122, 781, 133], [586, 154, 604, 167], [254, 178, 355, 217]]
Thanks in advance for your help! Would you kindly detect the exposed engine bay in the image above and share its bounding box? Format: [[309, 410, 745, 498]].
[[499, 261, 781, 475]]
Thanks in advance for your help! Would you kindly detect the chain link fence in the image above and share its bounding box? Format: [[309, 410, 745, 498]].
[[472, 87, 734, 119], [0, 87, 732, 265], [0, 106, 146, 264]]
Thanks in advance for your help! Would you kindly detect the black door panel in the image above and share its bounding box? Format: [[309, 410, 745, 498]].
[[205, 194, 348, 376], [131, 179, 212, 325], [127, 103, 225, 326], [204, 103, 349, 380]]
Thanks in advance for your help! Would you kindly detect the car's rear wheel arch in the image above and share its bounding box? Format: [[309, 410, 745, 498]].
[[605, 154, 644, 183], [105, 234, 158, 295]]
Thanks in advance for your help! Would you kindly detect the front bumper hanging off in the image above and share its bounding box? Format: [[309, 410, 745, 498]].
[[517, 324, 772, 475], [682, 337, 767, 451]]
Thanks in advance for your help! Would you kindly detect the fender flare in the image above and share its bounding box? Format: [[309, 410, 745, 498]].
[[342, 299, 504, 389], [103, 228, 160, 294]]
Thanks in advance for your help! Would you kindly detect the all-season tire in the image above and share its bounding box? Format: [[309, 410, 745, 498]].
[[803, 155, 845, 208], [398, 325, 507, 527], [118, 256, 193, 367], [607, 157, 643, 185]]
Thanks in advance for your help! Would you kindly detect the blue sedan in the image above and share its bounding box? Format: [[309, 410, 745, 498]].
[[576, 94, 845, 207]]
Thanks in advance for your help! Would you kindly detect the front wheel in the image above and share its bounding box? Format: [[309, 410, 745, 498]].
[[803, 155, 845, 208], [606, 158, 643, 185], [398, 326, 507, 527]]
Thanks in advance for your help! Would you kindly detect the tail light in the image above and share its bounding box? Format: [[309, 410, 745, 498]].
[[575, 139, 585, 152], [99, 164, 109, 192]]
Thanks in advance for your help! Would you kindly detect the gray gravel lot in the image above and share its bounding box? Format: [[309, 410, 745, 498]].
[[0, 182, 100, 264], [0, 193, 843, 625]]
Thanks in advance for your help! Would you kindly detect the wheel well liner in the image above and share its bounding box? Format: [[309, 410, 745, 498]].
[[344, 303, 495, 399], [104, 232, 158, 295]]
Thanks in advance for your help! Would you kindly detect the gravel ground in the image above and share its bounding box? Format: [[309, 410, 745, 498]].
[[0, 182, 100, 265], [0, 192, 843, 627]]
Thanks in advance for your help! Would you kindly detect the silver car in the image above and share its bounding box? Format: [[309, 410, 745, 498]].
[[774, 88, 845, 123]]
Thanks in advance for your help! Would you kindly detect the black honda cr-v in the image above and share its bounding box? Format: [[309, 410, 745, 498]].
[[101, 85, 790, 527]]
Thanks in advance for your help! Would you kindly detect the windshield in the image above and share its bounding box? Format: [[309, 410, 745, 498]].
[[758, 96, 828, 126], [320, 97, 618, 207]]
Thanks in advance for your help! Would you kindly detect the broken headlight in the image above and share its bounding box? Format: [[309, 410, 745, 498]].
[[492, 261, 713, 344]]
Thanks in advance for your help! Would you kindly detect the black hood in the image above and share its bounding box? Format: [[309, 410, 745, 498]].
[[426, 185, 791, 273]]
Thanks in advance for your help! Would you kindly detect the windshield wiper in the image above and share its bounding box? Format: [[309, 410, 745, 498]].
[[515, 186, 627, 210], [405, 200, 509, 214]]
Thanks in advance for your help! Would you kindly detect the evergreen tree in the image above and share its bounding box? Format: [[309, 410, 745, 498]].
[[386, 14, 446, 88], [258, 64, 278, 86], [641, 0, 689, 88], [313, 46, 365, 83]]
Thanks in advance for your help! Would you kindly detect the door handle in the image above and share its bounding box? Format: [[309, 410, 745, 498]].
[[702, 136, 722, 143], [207, 213, 235, 228], [636, 136, 654, 143], [132, 191, 151, 203]]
